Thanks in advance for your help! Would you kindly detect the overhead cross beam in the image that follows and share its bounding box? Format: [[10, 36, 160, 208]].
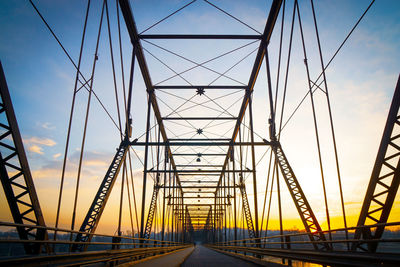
[[139, 34, 262, 40], [154, 85, 247, 89], [130, 141, 269, 146]]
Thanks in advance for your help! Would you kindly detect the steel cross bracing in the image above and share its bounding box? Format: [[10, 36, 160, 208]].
[[185, 207, 194, 241], [0, 62, 49, 254], [352, 75, 400, 252], [238, 176, 256, 239], [272, 141, 329, 250], [143, 175, 161, 239], [204, 207, 213, 242], [72, 138, 129, 252]]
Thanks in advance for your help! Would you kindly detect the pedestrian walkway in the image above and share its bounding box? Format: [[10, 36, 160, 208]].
[[182, 245, 259, 267], [120, 246, 194, 267]]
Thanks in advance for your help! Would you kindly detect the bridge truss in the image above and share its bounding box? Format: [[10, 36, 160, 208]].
[[0, 0, 400, 266]]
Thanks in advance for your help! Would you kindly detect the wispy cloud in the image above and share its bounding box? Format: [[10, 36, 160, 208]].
[[24, 136, 56, 155], [33, 150, 113, 180], [41, 122, 56, 130], [28, 145, 44, 155], [24, 136, 56, 147]]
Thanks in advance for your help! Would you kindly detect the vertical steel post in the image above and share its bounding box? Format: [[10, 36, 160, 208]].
[[224, 174, 227, 243], [155, 125, 161, 238], [171, 173, 176, 241], [117, 160, 125, 238], [219, 189, 222, 242], [177, 190, 180, 242], [248, 94, 259, 238], [140, 94, 152, 238], [227, 161, 231, 242], [172, 172, 175, 242], [181, 192, 185, 242], [216, 190, 219, 242], [232, 149, 238, 242], [239, 127, 245, 247], [167, 163, 171, 241], [161, 147, 167, 242], [214, 192, 217, 243], [180, 191, 183, 242], [276, 162, 284, 262]]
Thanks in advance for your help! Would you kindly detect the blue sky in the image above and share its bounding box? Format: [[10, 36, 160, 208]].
[[0, 0, 399, 234]]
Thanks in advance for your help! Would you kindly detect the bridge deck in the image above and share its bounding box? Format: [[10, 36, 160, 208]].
[[121, 246, 194, 267], [182, 245, 260, 267]]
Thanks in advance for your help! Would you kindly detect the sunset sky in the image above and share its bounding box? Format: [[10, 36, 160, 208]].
[[0, 0, 399, 236]]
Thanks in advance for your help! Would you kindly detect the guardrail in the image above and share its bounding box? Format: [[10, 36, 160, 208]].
[[0, 221, 190, 266], [208, 221, 400, 266]]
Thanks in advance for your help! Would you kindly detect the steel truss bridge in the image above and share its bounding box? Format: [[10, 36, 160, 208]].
[[0, 0, 399, 266]]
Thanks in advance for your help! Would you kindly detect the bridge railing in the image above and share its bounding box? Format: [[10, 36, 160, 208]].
[[208, 221, 400, 266], [0, 220, 191, 265]]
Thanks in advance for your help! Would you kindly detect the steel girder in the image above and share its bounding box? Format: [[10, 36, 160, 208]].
[[352, 75, 400, 252], [0, 62, 48, 254]]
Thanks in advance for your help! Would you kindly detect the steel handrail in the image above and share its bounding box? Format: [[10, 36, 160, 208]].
[[0, 220, 185, 245], [212, 221, 400, 245]]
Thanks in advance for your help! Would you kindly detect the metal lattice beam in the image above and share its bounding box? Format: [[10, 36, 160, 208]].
[[272, 141, 329, 250], [238, 177, 256, 239], [0, 62, 48, 254], [352, 75, 400, 252], [143, 177, 161, 239], [72, 139, 129, 252]]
